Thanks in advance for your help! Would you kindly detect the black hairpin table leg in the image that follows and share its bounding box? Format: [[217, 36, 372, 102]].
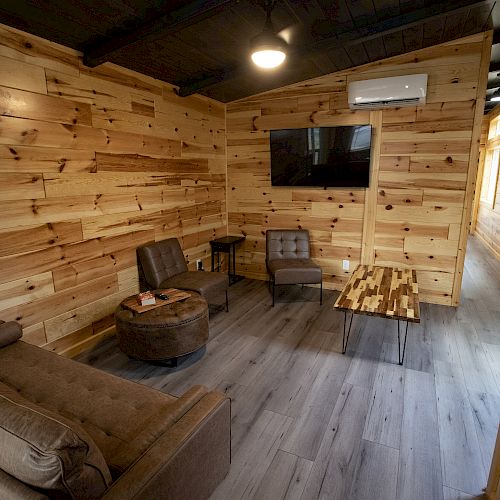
[[342, 310, 354, 354], [397, 320, 409, 365]]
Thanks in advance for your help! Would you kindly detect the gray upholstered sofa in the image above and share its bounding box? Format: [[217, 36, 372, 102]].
[[0, 320, 230, 499]]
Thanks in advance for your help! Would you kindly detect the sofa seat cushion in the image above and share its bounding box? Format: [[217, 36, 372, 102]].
[[0, 382, 111, 499], [0, 342, 207, 479], [268, 259, 322, 285], [160, 271, 228, 303]]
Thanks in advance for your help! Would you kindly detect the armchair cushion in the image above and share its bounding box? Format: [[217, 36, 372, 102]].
[[137, 238, 188, 289], [266, 230, 311, 261], [0, 321, 22, 348], [160, 271, 227, 302], [268, 259, 322, 285], [0, 382, 112, 499]]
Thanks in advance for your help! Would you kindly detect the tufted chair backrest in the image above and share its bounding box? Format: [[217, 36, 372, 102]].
[[266, 230, 311, 261], [137, 238, 188, 289]]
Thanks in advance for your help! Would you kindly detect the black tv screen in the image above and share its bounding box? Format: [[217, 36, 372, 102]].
[[270, 125, 372, 187]]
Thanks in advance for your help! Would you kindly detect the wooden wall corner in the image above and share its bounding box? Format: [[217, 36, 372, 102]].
[[451, 30, 493, 306], [361, 110, 382, 265]]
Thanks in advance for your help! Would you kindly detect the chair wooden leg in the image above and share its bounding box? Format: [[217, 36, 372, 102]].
[[225, 290, 229, 312], [320, 281, 323, 305], [272, 280, 275, 307]]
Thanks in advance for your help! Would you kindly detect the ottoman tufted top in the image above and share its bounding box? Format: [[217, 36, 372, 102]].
[[115, 291, 208, 329]]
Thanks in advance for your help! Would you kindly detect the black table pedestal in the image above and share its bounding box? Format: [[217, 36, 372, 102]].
[[210, 236, 245, 286]]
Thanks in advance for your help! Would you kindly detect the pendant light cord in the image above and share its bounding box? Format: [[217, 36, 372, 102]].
[[264, 0, 276, 31]]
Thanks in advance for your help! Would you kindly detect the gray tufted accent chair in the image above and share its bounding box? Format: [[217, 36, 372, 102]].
[[266, 229, 322, 306]]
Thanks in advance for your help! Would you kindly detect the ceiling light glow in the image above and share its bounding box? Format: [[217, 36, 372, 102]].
[[251, 49, 286, 69]]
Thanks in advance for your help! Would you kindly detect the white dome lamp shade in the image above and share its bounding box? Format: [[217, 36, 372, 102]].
[[250, 2, 287, 69]]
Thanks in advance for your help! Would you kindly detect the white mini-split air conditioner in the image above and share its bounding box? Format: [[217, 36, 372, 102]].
[[347, 74, 428, 109]]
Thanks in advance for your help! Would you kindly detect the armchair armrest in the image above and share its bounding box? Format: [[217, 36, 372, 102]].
[[103, 391, 230, 500]]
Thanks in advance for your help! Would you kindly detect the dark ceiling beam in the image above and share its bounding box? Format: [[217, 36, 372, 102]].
[[83, 0, 239, 68], [178, 0, 491, 97], [490, 61, 500, 72], [493, 29, 500, 45]]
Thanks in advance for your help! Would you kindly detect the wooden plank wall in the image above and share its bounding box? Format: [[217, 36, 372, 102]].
[[474, 109, 500, 260], [0, 24, 226, 355], [226, 32, 492, 306]]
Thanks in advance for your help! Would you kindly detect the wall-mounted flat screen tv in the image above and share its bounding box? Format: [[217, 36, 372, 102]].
[[270, 125, 372, 188]]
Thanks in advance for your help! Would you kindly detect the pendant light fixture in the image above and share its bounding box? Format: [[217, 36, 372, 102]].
[[490, 88, 500, 101], [250, 0, 287, 69]]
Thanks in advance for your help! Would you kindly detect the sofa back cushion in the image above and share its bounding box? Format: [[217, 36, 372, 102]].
[[0, 383, 112, 499]]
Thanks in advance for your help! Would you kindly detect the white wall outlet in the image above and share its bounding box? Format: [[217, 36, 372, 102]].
[[342, 259, 350, 271], [196, 259, 203, 271]]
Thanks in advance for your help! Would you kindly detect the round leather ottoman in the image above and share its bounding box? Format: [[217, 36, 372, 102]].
[[115, 292, 209, 363]]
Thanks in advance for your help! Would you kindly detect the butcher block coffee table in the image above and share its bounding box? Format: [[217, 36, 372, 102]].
[[334, 265, 420, 365]]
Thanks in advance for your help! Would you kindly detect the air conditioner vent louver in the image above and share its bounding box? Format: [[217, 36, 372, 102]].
[[348, 74, 428, 110], [350, 97, 422, 109]]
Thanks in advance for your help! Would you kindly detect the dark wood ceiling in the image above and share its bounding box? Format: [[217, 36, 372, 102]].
[[0, 0, 497, 106]]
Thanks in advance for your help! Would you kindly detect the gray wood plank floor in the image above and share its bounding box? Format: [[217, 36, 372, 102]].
[[77, 236, 500, 499]]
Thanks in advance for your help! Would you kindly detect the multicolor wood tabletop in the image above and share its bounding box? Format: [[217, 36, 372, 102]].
[[334, 265, 420, 323]]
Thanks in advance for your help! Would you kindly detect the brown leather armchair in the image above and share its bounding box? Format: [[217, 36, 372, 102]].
[[138, 238, 229, 311], [266, 229, 322, 306]]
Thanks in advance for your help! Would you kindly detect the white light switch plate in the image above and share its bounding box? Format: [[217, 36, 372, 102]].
[[342, 259, 350, 271]]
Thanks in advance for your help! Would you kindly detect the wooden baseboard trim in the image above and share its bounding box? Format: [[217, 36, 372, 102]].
[[474, 232, 500, 261]]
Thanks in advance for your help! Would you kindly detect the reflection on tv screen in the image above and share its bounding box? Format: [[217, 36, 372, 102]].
[[270, 125, 372, 188]]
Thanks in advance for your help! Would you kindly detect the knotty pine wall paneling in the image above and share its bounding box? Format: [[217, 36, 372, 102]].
[[0, 23, 226, 355], [474, 108, 500, 259], [226, 32, 492, 306]]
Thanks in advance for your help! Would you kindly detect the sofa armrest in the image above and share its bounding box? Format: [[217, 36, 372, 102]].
[[0, 321, 22, 348], [102, 391, 230, 500]]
